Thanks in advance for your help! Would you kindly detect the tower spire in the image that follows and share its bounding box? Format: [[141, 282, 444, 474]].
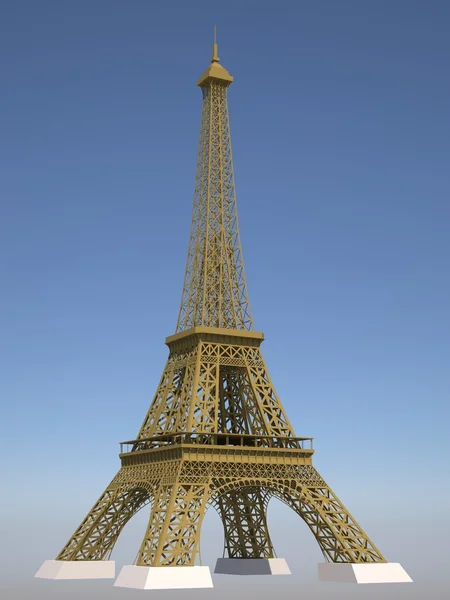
[[211, 25, 219, 63], [176, 37, 251, 332]]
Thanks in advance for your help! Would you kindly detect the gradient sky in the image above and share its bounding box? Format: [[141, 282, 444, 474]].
[[1, 1, 449, 598]]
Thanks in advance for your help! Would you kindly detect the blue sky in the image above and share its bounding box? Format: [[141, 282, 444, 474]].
[[1, 0, 449, 593]]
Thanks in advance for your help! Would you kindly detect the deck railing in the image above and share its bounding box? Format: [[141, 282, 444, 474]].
[[120, 432, 313, 454]]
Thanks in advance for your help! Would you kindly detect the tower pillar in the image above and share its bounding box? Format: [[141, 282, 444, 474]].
[[34, 560, 115, 580], [318, 562, 413, 584], [114, 566, 213, 590], [215, 558, 291, 576]]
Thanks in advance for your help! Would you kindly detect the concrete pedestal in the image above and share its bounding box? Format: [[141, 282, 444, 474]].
[[114, 565, 213, 589], [318, 562, 413, 584], [215, 558, 291, 575], [34, 559, 115, 579]]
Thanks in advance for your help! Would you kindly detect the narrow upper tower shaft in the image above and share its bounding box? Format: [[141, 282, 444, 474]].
[[176, 32, 253, 332]]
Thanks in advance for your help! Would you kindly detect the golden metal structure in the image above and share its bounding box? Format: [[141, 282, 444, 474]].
[[54, 34, 387, 571]]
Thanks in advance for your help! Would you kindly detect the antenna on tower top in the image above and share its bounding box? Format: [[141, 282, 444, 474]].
[[211, 25, 219, 63]]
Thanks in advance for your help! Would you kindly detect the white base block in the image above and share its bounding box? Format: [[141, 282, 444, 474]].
[[318, 562, 413, 584], [114, 565, 213, 589], [34, 559, 115, 579], [215, 558, 291, 575]]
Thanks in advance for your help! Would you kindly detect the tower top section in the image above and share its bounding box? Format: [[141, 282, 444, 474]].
[[176, 31, 253, 333], [197, 26, 234, 87]]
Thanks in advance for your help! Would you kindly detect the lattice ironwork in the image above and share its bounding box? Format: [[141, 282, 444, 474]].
[[176, 40, 252, 332], [136, 482, 211, 566], [56, 487, 152, 561], [135, 339, 295, 439], [50, 37, 388, 573], [212, 488, 275, 558], [56, 459, 385, 565]]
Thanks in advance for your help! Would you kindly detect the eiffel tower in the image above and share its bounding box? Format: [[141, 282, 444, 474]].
[[35, 32, 412, 589]]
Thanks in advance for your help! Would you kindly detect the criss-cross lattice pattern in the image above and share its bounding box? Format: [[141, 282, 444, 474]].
[[56, 487, 151, 561], [212, 488, 274, 558], [135, 340, 294, 439], [134, 483, 210, 566], [176, 75, 252, 332], [50, 44, 389, 575], [55, 461, 385, 566]]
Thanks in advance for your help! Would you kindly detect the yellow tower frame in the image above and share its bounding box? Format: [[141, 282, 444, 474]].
[[35, 31, 412, 589]]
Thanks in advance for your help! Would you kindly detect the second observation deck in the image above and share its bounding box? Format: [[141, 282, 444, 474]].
[[120, 432, 314, 454]]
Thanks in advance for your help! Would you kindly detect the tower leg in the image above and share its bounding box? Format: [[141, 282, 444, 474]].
[[213, 488, 291, 575], [278, 478, 386, 564], [114, 481, 213, 589], [35, 479, 150, 579], [208, 465, 412, 583], [279, 468, 413, 584]]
